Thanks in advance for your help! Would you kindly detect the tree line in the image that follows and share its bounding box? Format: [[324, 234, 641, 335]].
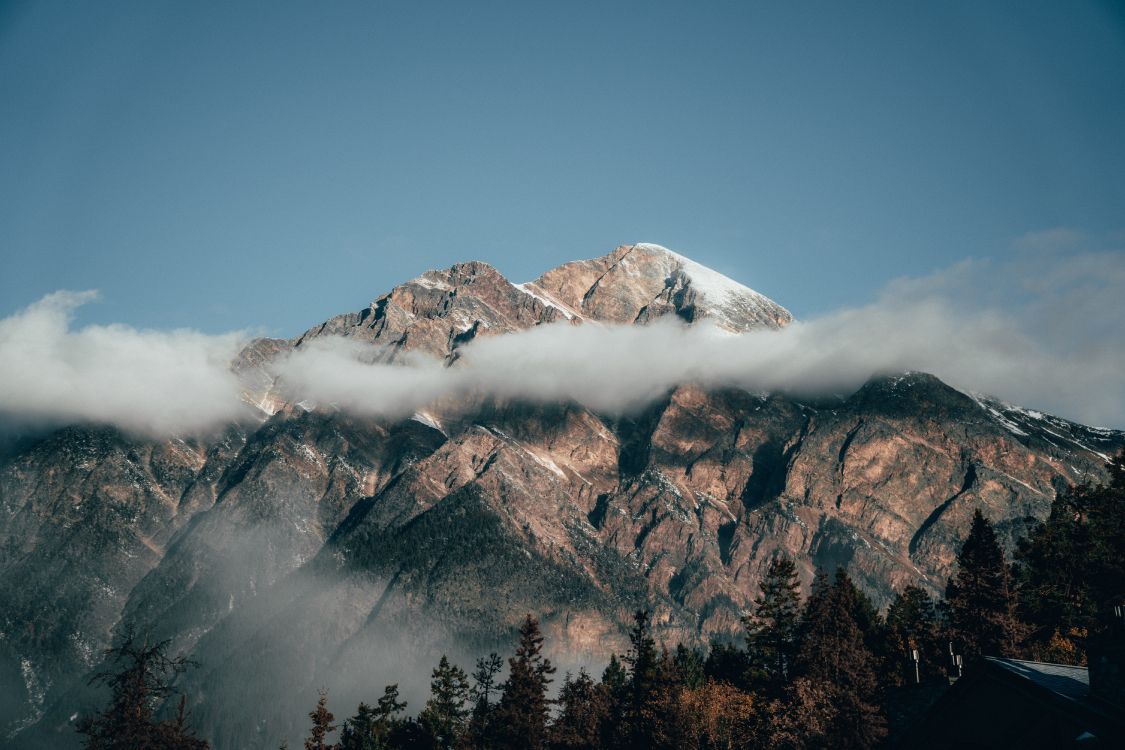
[[78, 452, 1124, 750]]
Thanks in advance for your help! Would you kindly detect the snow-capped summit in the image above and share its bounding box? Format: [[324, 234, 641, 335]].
[[520, 242, 792, 332], [291, 243, 792, 370]]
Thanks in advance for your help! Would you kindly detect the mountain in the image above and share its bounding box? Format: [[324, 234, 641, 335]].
[[0, 244, 1120, 749]]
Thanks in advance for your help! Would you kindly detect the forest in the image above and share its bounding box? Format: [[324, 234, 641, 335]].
[[76, 452, 1124, 750]]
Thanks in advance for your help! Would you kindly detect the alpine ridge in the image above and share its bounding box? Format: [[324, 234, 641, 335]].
[[0, 244, 1120, 749]]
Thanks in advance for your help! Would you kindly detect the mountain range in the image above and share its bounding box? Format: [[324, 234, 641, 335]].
[[1, 243, 1121, 749]]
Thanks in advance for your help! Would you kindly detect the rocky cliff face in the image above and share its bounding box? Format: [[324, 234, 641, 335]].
[[0, 244, 1119, 748]]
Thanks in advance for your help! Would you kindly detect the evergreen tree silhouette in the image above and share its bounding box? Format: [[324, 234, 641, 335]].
[[548, 669, 609, 750], [793, 569, 886, 750], [884, 585, 943, 685], [464, 653, 503, 750], [338, 685, 407, 750], [303, 690, 337, 750], [419, 655, 470, 749], [598, 653, 628, 747], [945, 509, 1021, 659], [76, 628, 208, 750], [744, 554, 801, 693], [1016, 451, 1125, 662], [672, 644, 705, 690], [702, 641, 751, 689], [493, 615, 556, 750], [617, 610, 682, 749]]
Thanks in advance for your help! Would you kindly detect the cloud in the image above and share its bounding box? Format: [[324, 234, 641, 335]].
[[1012, 227, 1088, 253], [277, 238, 1125, 428], [0, 291, 252, 436], [3, 237, 1124, 437]]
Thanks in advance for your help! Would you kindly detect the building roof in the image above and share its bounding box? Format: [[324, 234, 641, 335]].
[[985, 657, 1091, 704]]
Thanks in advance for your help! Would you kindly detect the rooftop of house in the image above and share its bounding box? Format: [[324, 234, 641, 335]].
[[985, 657, 1091, 705]]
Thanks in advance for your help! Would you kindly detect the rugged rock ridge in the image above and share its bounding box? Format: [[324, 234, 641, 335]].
[[291, 243, 789, 359], [0, 245, 1120, 749], [520, 243, 792, 331]]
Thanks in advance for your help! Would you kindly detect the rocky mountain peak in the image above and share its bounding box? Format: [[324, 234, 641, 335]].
[[289, 244, 791, 366], [521, 243, 792, 332]]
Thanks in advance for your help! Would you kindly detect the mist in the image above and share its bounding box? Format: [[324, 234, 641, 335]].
[[2, 241, 1123, 435], [0, 291, 253, 436]]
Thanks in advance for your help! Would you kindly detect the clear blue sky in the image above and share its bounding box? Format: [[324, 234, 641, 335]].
[[2, 0, 1124, 335]]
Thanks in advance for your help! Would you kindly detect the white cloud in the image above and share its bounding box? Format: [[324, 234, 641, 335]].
[[0, 291, 251, 436], [277, 240, 1125, 428], [3, 238, 1123, 436]]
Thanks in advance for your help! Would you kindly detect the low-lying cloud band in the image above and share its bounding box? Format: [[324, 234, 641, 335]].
[[2, 240, 1122, 437]]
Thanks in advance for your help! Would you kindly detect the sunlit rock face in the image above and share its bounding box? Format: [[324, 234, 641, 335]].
[[522, 243, 793, 331], [1, 245, 1119, 749]]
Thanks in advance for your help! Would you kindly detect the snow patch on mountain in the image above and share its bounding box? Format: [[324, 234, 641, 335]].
[[633, 242, 793, 331], [513, 282, 584, 320], [970, 392, 1116, 461]]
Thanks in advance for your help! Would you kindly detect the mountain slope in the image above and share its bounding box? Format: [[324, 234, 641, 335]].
[[0, 244, 1119, 749]]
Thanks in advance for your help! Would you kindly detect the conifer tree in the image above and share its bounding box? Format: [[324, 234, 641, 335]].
[[1016, 451, 1125, 661], [623, 610, 658, 706], [338, 706, 378, 750], [617, 611, 685, 749], [884, 586, 942, 685], [945, 509, 1021, 659], [600, 653, 628, 703], [304, 690, 337, 750], [76, 629, 208, 750], [618, 610, 659, 748], [493, 615, 556, 750], [419, 656, 470, 749], [792, 569, 886, 750], [832, 568, 882, 641], [598, 653, 629, 747], [548, 669, 609, 750], [743, 555, 801, 693], [1016, 483, 1096, 661], [464, 653, 503, 749], [1090, 451, 1125, 604], [702, 642, 751, 689], [339, 685, 407, 750], [672, 644, 705, 690]]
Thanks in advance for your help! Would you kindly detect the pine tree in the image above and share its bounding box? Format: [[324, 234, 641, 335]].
[[616, 611, 685, 749], [1090, 451, 1125, 608], [743, 555, 801, 693], [76, 629, 208, 750], [672, 644, 705, 690], [702, 642, 751, 689], [338, 704, 379, 750], [884, 586, 942, 685], [600, 654, 628, 703], [623, 610, 658, 709], [304, 690, 337, 750], [792, 569, 886, 750], [464, 653, 503, 749], [832, 568, 882, 642], [419, 656, 470, 749], [338, 685, 407, 750], [598, 653, 628, 748], [1016, 451, 1125, 662], [618, 610, 658, 748], [548, 670, 609, 750], [492, 615, 556, 750], [945, 509, 1022, 659]]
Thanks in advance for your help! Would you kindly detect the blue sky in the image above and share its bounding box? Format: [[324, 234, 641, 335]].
[[2, 0, 1124, 336]]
